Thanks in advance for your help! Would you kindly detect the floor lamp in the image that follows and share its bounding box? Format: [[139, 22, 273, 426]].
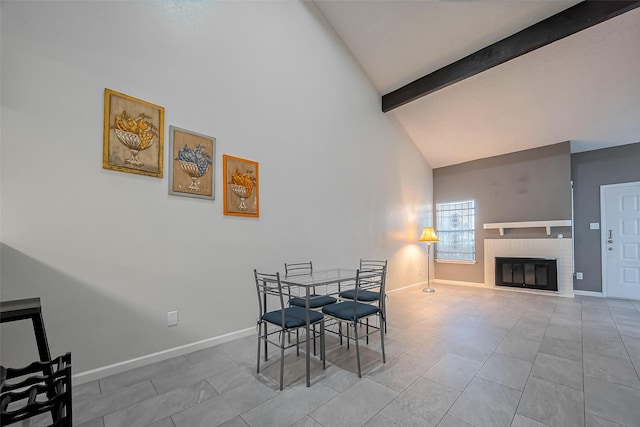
[[419, 227, 439, 293]]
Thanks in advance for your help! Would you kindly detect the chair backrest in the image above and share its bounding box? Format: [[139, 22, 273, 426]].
[[254, 270, 286, 323], [359, 259, 387, 273], [358, 259, 387, 291], [353, 264, 387, 301], [284, 261, 313, 277], [347, 268, 386, 318], [0, 353, 72, 427]]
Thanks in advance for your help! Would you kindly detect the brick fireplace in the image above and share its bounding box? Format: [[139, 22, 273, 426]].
[[484, 238, 573, 297]]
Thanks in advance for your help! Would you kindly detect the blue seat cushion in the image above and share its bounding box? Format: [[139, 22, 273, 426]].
[[322, 301, 379, 321], [290, 294, 337, 308], [262, 306, 324, 328], [338, 289, 380, 302]]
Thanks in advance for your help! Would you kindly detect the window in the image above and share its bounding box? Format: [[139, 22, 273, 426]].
[[436, 200, 476, 262]]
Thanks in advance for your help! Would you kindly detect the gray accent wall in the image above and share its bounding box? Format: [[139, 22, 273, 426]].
[[571, 142, 640, 292], [433, 142, 572, 284]]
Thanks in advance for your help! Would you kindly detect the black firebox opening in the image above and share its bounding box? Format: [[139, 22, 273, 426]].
[[495, 257, 558, 291]]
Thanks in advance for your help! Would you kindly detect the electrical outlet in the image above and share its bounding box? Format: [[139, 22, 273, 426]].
[[418, 268, 422, 276], [576, 272, 583, 280], [167, 311, 178, 326]]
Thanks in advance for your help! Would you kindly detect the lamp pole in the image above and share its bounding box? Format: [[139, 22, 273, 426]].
[[424, 242, 435, 293], [418, 227, 439, 294]]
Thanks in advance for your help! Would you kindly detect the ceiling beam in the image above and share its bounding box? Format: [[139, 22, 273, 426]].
[[382, 1, 640, 113]]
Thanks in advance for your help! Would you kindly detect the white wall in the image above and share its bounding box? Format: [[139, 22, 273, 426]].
[[0, 1, 433, 377]]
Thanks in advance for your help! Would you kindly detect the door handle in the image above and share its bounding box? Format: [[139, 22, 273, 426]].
[[607, 230, 613, 244]]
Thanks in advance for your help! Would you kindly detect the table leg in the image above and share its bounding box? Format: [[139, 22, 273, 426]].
[[305, 287, 310, 387]]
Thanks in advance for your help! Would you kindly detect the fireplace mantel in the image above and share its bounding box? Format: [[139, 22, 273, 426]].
[[483, 220, 572, 236]]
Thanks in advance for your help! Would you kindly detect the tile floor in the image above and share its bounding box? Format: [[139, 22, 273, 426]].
[[32, 284, 640, 426]]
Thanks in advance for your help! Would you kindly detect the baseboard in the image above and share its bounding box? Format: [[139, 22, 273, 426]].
[[387, 280, 428, 292], [73, 327, 255, 385], [388, 280, 453, 292], [573, 290, 604, 297], [433, 279, 486, 288]]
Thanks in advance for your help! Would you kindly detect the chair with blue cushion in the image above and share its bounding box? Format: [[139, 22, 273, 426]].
[[338, 259, 387, 340], [322, 269, 386, 378], [285, 262, 337, 355], [254, 270, 325, 390]]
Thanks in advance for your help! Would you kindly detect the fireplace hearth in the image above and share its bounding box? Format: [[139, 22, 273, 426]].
[[495, 257, 558, 291]]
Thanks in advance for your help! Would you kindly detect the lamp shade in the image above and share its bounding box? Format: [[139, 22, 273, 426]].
[[418, 227, 439, 242]]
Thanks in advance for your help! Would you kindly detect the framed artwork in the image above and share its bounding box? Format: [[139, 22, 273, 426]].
[[168, 126, 215, 200], [223, 154, 259, 217], [103, 88, 164, 177]]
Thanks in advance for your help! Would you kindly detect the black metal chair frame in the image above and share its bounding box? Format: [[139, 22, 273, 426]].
[[255, 270, 326, 390], [0, 353, 72, 427]]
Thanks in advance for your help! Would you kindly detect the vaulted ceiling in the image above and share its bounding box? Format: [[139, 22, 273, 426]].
[[313, 1, 640, 168]]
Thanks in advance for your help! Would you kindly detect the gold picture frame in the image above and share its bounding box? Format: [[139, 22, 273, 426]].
[[103, 88, 164, 177], [223, 154, 259, 217], [168, 126, 215, 200]]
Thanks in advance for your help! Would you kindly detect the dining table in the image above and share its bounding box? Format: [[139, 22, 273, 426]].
[[280, 268, 377, 387]]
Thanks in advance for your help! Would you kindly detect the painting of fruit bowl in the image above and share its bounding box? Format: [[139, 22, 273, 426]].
[[103, 88, 164, 178], [223, 154, 259, 217], [169, 126, 216, 200], [113, 114, 157, 167]]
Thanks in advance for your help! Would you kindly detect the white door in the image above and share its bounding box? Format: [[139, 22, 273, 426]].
[[602, 182, 640, 299]]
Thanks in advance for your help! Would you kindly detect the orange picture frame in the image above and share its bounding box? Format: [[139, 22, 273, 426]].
[[223, 154, 259, 217]]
